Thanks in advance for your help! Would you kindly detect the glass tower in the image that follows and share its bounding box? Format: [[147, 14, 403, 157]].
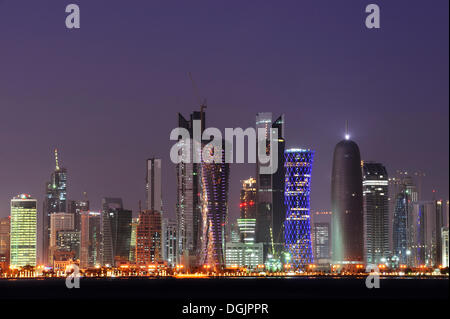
[[10, 194, 37, 267], [284, 149, 314, 269]]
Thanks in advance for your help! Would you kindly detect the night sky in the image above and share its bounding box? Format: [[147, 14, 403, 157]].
[[0, 0, 448, 228]]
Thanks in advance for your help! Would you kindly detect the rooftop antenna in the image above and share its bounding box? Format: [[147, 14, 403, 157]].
[[345, 120, 350, 140], [54, 148, 60, 170], [188, 72, 207, 126]]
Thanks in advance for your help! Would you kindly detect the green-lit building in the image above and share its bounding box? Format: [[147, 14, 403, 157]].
[[10, 194, 37, 268]]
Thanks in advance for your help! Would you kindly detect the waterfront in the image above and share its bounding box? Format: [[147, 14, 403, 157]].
[[0, 277, 447, 300]]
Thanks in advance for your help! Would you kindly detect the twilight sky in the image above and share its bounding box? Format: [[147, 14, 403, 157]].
[[0, 0, 448, 225]]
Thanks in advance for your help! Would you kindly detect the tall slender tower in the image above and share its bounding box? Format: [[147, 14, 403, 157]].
[[42, 149, 67, 265], [176, 109, 205, 268], [255, 113, 286, 258], [238, 177, 257, 244], [146, 158, 162, 212], [331, 126, 364, 264], [284, 149, 314, 269], [199, 141, 230, 269], [363, 162, 389, 265]]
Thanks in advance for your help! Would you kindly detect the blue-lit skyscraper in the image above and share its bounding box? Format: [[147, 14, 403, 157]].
[[284, 149, 314, 269]]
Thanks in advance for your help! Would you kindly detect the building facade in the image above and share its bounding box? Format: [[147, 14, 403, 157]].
[[0, 217, 10, 265], [136, 210, 162, 265], [362, 162, 390, 265], [284, 149, 314, 269], [331, 138, 364, 264], [162, 218, 177, 267], [238, 177, 257, 244], [80, 211, 102, 268], [10, 194, 37, 267], [146, 158, 162, 212], [225, 242, 264, 269]]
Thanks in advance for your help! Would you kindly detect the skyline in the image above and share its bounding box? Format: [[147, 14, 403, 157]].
[[1, 0, 449, 220]]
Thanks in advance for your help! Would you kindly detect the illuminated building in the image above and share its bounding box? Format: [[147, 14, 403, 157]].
[[49, 212, 74, 262], [313, 223, 330, 263], [392, 175, 417, 265], [284, 149, 314, 269], [68, 199, 89, 232], [42, 149, 67, 265], [434, 200, 445, 265], [225, 242, 263, 269], [129, 217, 139, 263], [239, 177, 257, 244], [146, 158, 162, 212], [176, 110, 205, 268], [56, 230, 80, 259], [442, 227, 449, 268], [363, 162, 390, 265], [162, 218, 177, 267], [0, 217, 10, 265], [255, 113, 286, 258], [10, 194, 37, 267], [80, 211, 101, 268], [408, 201, 435, 267], [101, 198, 132, 266], [136, 210, 162, 265], [200, 141, 230, 269], [331, 134, 364, 264]]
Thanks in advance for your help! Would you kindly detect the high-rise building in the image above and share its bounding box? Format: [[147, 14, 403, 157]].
[[129, 217, 139, 263], [255, 113, 286, 258], [408, 201, 436, 267], [363, 162, 390, 265], [10, 194, 37, 268], [162, 218, 177, 267], [49, 212, 74, 262], [434, 200, 445, 266], [68, 199, 89, 232], [56, 230, 80, 259], [331, 134, 364, 264], [313, 223, 330, 263], [101, 198, 132, 266], [176, 109, 205, 268], [442, 227, 449, 268], [136, 210, 162, 265], [0, 217, 10, 265], [199, 141, 230, 269], [238, 177, 257, 244], [392, 175, 417, 265], [42, 149, 67, 265], [146, 158, 162, 212], [80, 211, 102, 268], [284, 149, 314, 269]]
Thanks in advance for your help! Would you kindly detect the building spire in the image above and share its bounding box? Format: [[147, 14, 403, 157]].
[[54, 148, 60, 171]]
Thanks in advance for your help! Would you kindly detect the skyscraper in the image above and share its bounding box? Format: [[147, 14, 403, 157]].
[[255, 113, 286, 258], [199, 141, 230, 269], [136, 210, 162, 265], [101, 198, 132, 266], [129, 217, 139, 263], [80, 211, 102, 268], [331, 134, 364, 264], [392, 175, 417, 265], [146, 158, 162, 212], [176, 109, 205, 268], [42, 149, 67, 265], [442, 227, 449, 268], [10, 194, 37, 268], [362, 162, 389, 265], [68, 199, 89, 232], [0, 217, 10, 265], [238, 177, 257, 244], [284, 149, 314, 269], [162, 218, 177, 267], [434, 200, 445, 266], [409, 201, 435, 267], [313, 223, 331, 263]]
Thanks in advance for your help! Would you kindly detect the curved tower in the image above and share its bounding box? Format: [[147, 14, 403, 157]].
[[331, 133, 364, 264], [284, 149, 314, 269]]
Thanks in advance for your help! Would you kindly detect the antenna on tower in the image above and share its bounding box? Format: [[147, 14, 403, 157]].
[[54, 148, 60, 170], [345, 120, 350, 140]]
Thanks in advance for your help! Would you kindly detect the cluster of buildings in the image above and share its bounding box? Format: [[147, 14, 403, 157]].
[[0, 109, 448, 274]]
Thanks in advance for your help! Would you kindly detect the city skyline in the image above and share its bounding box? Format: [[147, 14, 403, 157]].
[[0, 1, 448, 223]]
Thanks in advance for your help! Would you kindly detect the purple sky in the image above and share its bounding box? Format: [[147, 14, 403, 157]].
[[0, 0, 448, 224]]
